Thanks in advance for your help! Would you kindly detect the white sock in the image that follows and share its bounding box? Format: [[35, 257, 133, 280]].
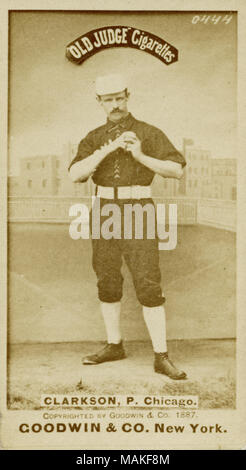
[[142, 305, 167, 353], [100, 301, 122, 344]]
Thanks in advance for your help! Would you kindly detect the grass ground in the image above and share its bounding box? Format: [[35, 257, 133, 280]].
[[7, 339, 235, 410]]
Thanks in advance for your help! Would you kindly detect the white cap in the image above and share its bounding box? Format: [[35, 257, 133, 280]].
[[95, 73, 127, 96]]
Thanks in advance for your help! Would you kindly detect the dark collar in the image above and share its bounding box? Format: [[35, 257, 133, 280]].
[[106, 113, 135, 133]]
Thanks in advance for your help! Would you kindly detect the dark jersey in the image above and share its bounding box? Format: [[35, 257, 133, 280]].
[[68, 113, 186, 187]]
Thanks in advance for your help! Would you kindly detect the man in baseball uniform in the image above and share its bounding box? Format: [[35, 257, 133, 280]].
[[69, 73, 187, 380]]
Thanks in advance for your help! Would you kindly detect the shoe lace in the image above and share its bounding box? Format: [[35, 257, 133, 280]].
[[156, 352, 169, 359], [98, 342, 120, 354]]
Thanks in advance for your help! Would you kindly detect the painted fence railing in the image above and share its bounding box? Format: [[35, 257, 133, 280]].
[[7, 196, 236, 231]]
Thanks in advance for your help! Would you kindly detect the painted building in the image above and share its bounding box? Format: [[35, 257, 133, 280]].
[[180, 147, 211, 198], [14, 144, 93, 197], [18, 155, 57, 196], [209, 158, 237, 200], [151, 174, 179, 198]]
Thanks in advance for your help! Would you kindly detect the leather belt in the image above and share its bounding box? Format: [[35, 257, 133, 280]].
[[96, 185, 152, 199]]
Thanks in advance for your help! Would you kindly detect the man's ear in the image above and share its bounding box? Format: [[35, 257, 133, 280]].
[[96, 95, 101, 105]]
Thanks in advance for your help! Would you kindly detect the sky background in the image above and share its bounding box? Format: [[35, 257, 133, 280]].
[[8, 11, 237, 174]]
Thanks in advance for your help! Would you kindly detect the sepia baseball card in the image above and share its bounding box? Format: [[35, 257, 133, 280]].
[[0, 0, 246, 452]]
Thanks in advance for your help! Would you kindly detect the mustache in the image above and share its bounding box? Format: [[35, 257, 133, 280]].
[[111, 108, 121, 113]]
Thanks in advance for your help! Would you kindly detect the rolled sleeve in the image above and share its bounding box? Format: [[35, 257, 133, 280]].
[[68, 131, 95, 172], [146, 128, 186, 168]]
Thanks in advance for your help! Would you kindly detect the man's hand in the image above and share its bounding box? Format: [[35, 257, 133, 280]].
[[122, 132, 142, 160], [99, 132, 143, 159], [99, 134, 128, 157]]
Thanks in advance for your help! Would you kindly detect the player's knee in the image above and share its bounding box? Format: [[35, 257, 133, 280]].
[[98, 292, 122, 303], [135, 279, 165, 307], [97, 276, 123, 303], [138, 294, 165, 307]]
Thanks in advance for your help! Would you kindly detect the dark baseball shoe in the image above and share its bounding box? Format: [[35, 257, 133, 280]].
[[154, 352, 187, 380], [82, 341, 126, 365]]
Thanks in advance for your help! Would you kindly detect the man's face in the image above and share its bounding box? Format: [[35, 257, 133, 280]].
[[97, 90, 129, 122]]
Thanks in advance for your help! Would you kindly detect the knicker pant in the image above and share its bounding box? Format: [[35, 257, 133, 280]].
[[92, 236, 165, 307]]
